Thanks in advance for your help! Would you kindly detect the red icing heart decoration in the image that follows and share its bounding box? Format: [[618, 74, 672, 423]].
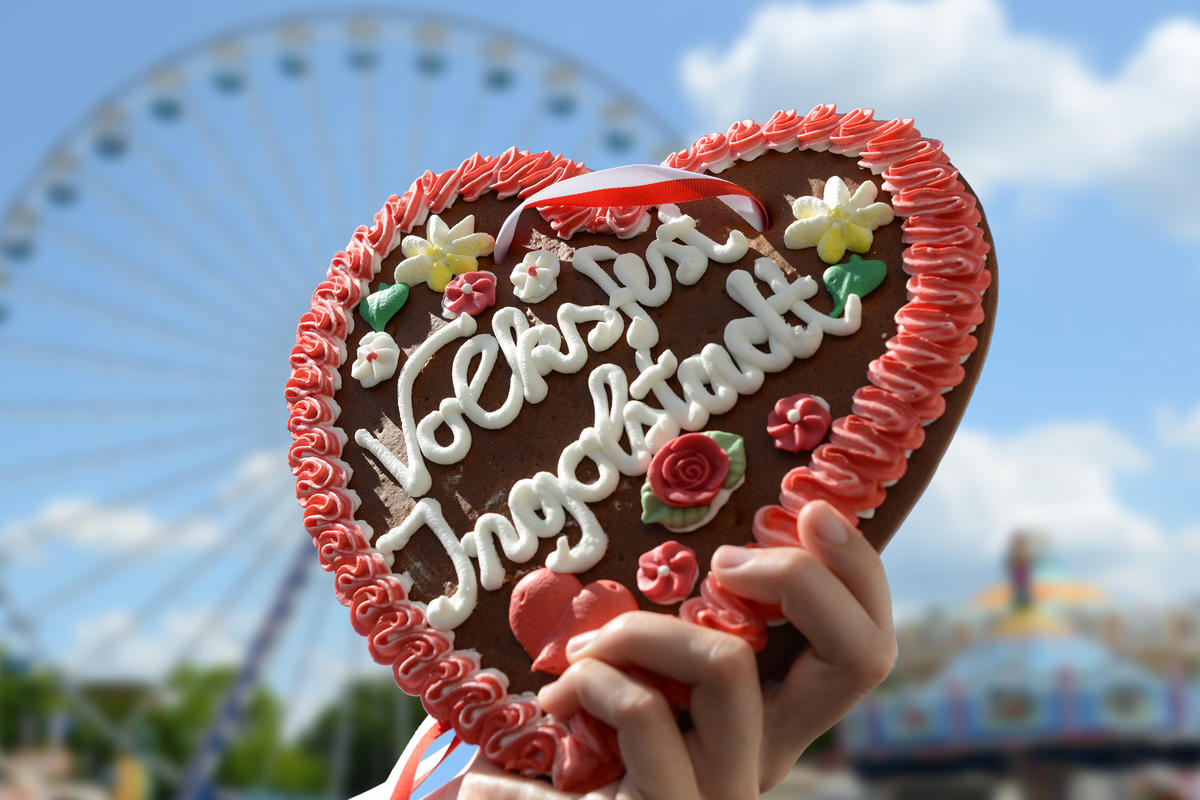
[[509, 568, 638, 675], [286, 105, 996, 792]]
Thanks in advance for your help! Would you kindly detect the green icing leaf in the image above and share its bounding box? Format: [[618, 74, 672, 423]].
[[704, 430, 746, 489], [640, 481, 710, 529], [822, 254, 887, 318], [359, 282, 410, 332]]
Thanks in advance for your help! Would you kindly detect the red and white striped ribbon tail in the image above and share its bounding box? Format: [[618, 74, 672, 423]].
[[348, 715, 463, 800], [493, 164, 769, 262]]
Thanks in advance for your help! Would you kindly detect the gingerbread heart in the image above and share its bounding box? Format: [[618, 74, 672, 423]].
[[509, 569, 638, 675], [286, 105, 997, 792]]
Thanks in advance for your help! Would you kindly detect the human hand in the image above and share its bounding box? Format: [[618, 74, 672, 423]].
[[434, 500, 896, 799]]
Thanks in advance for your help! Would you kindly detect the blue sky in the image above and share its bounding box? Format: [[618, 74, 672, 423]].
[[1, 0, 1198, 769]]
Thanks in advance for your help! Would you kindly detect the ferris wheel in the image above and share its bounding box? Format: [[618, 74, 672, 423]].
[[0, 9, 681, 798]]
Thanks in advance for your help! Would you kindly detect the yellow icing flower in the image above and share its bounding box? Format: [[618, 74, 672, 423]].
[[394, 214, 496, 291], [784, 177, 894, 264]]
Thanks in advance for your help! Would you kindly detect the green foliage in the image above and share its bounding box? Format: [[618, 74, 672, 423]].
[[0, 646, 65, 751], [298, 676, 423, 798], [0, 649, 419, 799]]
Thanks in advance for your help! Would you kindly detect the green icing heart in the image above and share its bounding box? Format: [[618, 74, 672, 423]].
[[823, 254, 887, 318], [359, 282, 410, 332]]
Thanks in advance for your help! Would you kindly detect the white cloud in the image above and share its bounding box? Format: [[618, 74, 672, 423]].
[[3, 496, 221, 559], [885, 420, 1200, 615], [679, 0, 1200, 238], [1155, 403, 1200, 462], [223, 449, 293, 499], [67, 608, 245, 682]]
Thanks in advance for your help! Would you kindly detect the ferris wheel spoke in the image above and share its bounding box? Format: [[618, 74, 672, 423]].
[[0, 383, 285, 423], [449, 61, 494, 164], [0, 580, 186, 784], [357, 62, 383, 216], [125, 132, 296, 318], [47, 220, 277, 343], [107, 510, 304, 748], [0, 453, 291, 576], [0, 385, 273, 443], [15, 273, 278, 375], [241, 82, 331, 267], [31, 473, 289, 614], [63, 494, 296, 669], [302, 74, 352, 244], [326, 630, 358, 800], [178, 86, 319, 287], [248, 573, 333, 793], [2, 329, 277, 390], [403, 74, 435, 194], [0, 415, 270, 486], [511, 92, 553, 152], [80, 169, 286, 325]]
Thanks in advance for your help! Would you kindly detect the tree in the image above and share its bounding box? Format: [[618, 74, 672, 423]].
[[298, 676, 423, 797], [0, 646, 64, 751], [142, 664, 327, 796]]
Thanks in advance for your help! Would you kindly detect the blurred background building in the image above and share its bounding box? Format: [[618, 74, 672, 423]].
[[832, 534, 1200, 800]]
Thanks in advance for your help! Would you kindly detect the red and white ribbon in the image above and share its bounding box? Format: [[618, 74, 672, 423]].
[[349, 715, 463, 800], [493, 164, 769, 262]]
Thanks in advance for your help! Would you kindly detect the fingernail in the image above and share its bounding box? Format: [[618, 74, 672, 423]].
[[566, 629, 598, 655], [713, 545, 752, 570], [813, 502, 851, 545]]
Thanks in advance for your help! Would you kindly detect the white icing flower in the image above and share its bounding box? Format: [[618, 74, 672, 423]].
[[394, 214, 496, 291], [784, 177, 894, 264], [509, 250, 561, 303], [350, 330, 400, 388]]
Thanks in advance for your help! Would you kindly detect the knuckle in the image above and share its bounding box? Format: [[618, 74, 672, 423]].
[[609, 684, 669, 728], [780, 548, 823, 582], [704, 634, 758, 683], [852, 635, 898, 689]]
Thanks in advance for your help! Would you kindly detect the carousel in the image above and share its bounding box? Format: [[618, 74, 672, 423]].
[[840, 534, 1200, 800]]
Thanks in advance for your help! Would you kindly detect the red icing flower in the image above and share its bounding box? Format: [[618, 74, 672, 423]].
[[767, 393, 832, 452], [443, 270, 497, 318], [637, 541, 699, 605], [648, 433, 730, 507]]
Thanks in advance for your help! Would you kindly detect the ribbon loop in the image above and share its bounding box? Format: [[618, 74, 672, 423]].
[[340, 715, 462, 800], [493, 164, 769, 262]]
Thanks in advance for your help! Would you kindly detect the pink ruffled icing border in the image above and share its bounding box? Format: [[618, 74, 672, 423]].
[[285, 106, 991, 792]]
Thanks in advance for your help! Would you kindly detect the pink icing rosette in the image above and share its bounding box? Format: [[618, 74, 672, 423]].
[[647, 432, 730, 507], [636, 541, 699, 605], [767, 393, 832, 452], [443, 270, 497, 318]]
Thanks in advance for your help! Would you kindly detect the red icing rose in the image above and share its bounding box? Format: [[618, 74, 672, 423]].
[[647, 433, 730, 507], [767, 393, 832, 452], [443, 270, 497, 317], [637, 541, 699, 605]]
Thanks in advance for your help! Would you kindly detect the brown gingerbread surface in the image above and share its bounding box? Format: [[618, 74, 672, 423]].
[[332, 149, 996, 696]]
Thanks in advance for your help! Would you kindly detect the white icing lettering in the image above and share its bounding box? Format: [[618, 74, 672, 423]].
[[362, 214, 866, 631]]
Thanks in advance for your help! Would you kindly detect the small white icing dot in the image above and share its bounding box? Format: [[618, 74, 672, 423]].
[[786, 408, 801, 424], [461, 282, 474, 295], [657, 564, 671, 577]]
